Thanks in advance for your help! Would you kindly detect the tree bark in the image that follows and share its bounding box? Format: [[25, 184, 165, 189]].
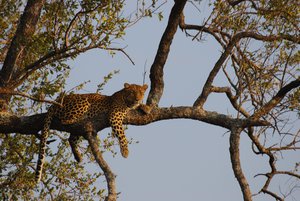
[[230, 127, 252, 201], [251, 79, 300, 119], [147, 0, 187, 106], [0, 0, 46, 112], [0, 0, 46, 85], [0, 106, 269, 135], [85, 123, 117, 201]]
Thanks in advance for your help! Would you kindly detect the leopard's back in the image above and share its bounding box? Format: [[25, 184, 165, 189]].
[[56, 93, 110, 123]]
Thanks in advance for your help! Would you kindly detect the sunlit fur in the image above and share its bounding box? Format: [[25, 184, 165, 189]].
[[35, 83, 148, 183]]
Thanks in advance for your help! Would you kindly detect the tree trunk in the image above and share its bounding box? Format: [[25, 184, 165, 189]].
[[0, 0, 46, 112]]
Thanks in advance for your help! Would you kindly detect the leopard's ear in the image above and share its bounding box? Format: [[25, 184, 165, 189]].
[[143, 84, 148, 90], [124, 83, 130, 88]]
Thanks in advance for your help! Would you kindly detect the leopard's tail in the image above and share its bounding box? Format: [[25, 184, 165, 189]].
[[35, 108, 53, 183], [118, 134, 129, 158]]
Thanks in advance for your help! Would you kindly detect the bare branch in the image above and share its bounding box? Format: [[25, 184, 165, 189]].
[[179, 15, 299, 44], [193, 35, 240, 108], [147, 0, 187, 106], [261, 189, 284, 201], [276, 171, 300, 180], [84, 123, 116, 201], [192, 31, 299, 108], [226, 0, 248, 7], [229, 127, 253, 201], [247, 128, 297, 201], [269, 131, 300, 151], [251, 79, 300, 119], [104, 47, 135, 65], [210, 86, 250, 117], [127, 0, 167, 28], [238, 32, 300, 44], [179, 14, 231, 44]]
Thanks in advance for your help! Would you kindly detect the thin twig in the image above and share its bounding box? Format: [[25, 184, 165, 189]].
[[65, 5, 102, 48], [105, 47, 135, 65]]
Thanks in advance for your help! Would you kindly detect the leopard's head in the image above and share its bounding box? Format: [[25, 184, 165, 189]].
[[122, 83, 148, 108]]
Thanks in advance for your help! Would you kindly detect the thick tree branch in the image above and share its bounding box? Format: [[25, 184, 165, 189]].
[[0, 113, 44, 135], [0, 0, 46, 85], [180, 27, 299, 108], [0, 106, 269, 135], [126, 107, 269, 129], [85, 123, 116, 201], [179, 13, 299, 110], [179, 17, 299, 112], [193, 35, 240, 108], [251, 79, 300, 119], [230, 127, 252, 201], [147, 0, 187, 106], [226, 0, 247, 7]]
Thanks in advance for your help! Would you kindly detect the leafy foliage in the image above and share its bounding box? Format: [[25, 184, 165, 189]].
[[96, 70, 120, 93], [0, 0, 132, 199], [0, 132, 105, 200], [0, 0, 299, 200]]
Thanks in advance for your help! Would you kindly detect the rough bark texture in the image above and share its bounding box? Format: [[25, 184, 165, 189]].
[[0, 106, 269, 135], [0, 0, 46, 85], [1, 0, 299, 200], [193, 35, 240, 108], [147, 0, 187, 106], [0, 0, 46, 112], [85, 123, 117, 201], [251, 79, 300, 119], [230, 127, 252, 201]]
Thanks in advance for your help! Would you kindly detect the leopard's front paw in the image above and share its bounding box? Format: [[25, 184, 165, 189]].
[[139, 104, 152, 114]]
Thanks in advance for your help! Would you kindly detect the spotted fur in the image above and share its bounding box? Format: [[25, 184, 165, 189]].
[[35, 83, 148, 183]]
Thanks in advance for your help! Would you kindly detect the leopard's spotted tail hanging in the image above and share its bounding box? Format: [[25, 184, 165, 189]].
[[35, 107, 54, 183]]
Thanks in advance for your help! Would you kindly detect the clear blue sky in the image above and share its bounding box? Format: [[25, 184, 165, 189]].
[[66, 1, 299, 201]]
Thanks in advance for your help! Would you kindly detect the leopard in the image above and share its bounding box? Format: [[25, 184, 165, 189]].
[[35, 83, 148, 183]]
